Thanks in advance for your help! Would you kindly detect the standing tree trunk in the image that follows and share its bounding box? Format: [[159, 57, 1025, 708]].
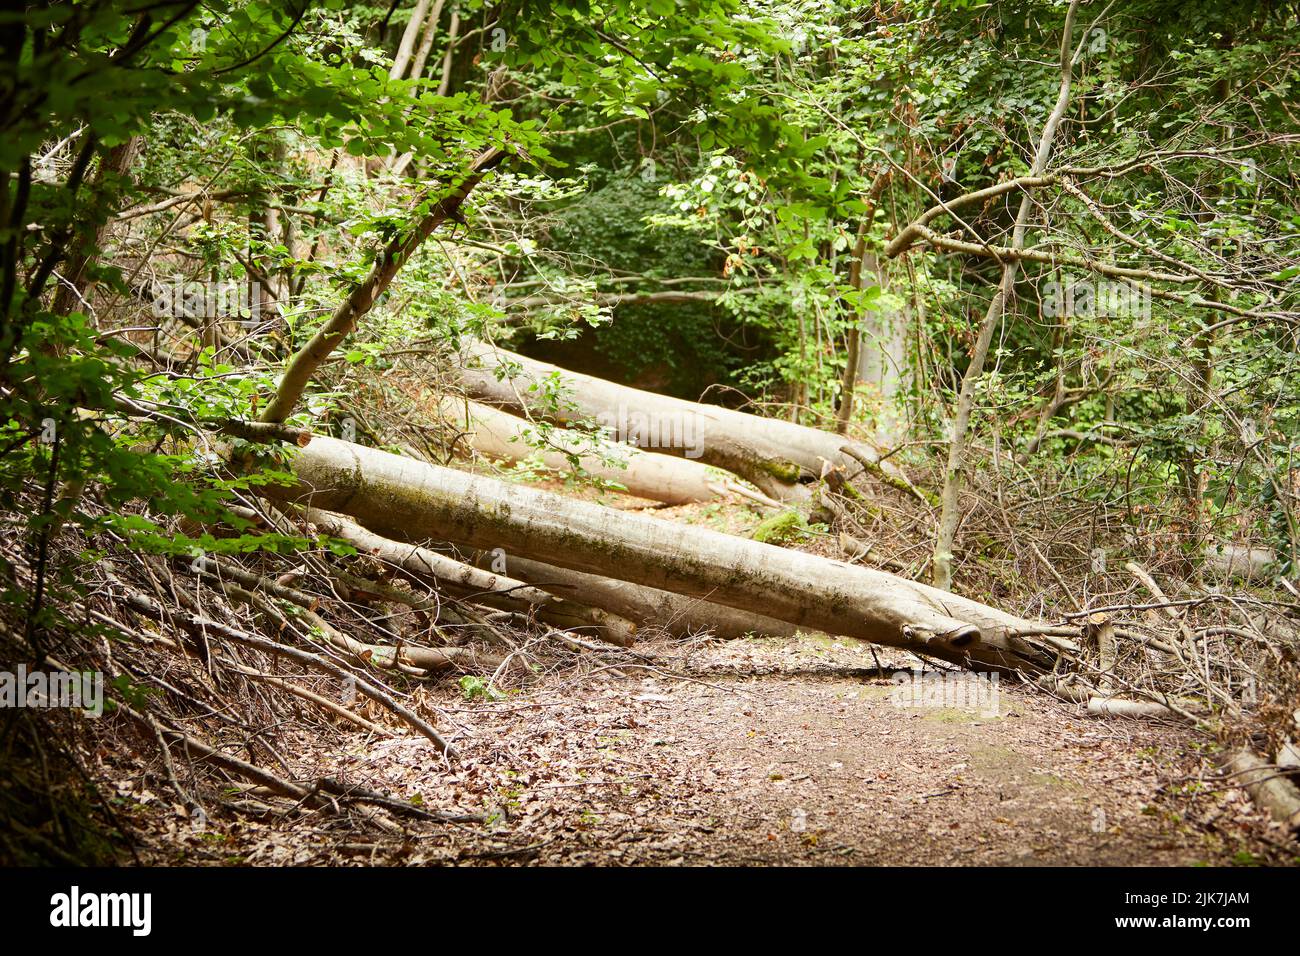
[[51, 137, 141, 320], [836, 228, 867, 435], [856, 252, 911, 446], [388, 0, 433, 81], [836, 169, 891, 436], [259, 146, 506, 424], [923, 2, 1081, 592], [407, 0, 447, 82]]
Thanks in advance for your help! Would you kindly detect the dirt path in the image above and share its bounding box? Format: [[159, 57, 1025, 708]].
[[189, 635, 1294, 866]]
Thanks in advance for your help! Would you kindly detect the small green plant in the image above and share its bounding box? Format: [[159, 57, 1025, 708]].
[[751, 509, 824, 546], [108, 675, 161, 711], [458, 675, 505, 702]]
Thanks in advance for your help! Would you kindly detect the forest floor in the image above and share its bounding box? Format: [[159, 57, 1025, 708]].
[[124, 630, 1297, 866], [81, 493, 1299, 866]]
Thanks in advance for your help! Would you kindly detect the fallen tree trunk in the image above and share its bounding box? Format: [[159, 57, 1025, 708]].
[[1224, 749, 1300, 834], [205, 564, 502, 674], [329, 623, 506, 673], [1085, 697, 1178, 719], [468, 551, 801, 641], [437, 395, 774, 507], [1202, 543, 1277, 583], [455, 342, 892, 500], [305, 508, 637, 646], [264, 437, 1056, 672], [313, 507, 793, 640]]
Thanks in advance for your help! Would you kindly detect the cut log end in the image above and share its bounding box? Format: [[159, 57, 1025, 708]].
[[944, 623, 981, 647], [901, 621, 982, 649]]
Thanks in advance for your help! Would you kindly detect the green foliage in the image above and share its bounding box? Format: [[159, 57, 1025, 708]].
[[458, 675, 506, 701], [751, 509, 824, 545]]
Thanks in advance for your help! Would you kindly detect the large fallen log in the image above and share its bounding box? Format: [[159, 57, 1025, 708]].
[[305, 508, 637, 646], [1224, 749, 1300, 835], [1202, 543, 1278, 583], [436, 395, 773, 507], [455, 342, 890, 500], [468, 551, 801, 641], [312, 508, 796, 640], [263, 436, 1056, 672]]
